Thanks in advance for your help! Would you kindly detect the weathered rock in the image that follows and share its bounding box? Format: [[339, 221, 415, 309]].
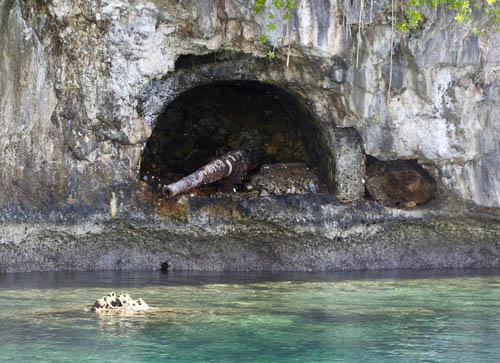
[[366, 159, 436, 207], [91, 292, 149, 313], [330, 128, 366, 203], [1, 195, 500, 272], [245, 163, 323, 195], [1, 0, 499, 211], [1, 0, 500, 272]]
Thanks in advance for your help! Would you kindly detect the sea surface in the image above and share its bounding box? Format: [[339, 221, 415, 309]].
[[1, 269, 499, 362]]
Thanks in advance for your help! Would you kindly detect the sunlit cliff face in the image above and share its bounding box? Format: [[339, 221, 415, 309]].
[[1, 0, 499, 211]]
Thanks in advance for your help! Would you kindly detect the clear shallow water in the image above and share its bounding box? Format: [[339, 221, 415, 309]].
[[1, 270, 500, 362]]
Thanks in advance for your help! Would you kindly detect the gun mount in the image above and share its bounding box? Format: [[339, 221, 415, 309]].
[[163, 149, 260, 198]]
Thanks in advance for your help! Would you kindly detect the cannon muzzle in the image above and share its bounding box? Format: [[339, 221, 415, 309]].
[[163, 149, 259, 198]]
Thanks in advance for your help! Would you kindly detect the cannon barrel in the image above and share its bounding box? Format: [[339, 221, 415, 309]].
[[163, 149, 258, 198]]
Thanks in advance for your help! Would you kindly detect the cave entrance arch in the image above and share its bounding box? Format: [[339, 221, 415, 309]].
[[140, 80, 331, 196]]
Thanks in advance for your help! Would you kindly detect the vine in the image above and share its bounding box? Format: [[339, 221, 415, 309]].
[[253, 0, 500, 60], [253, 0, 297, 59], [396, 0, 500, 33], [253, 0, 499, 99]]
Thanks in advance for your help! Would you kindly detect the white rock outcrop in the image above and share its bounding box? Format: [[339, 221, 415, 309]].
[[91, 292, 149, 313]]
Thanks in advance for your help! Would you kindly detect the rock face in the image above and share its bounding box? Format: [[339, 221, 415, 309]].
[[246, 163, 323, 195], [1, 0, 499, 212], [331, 128, 366, 203], [91, 292, 149, 313], [1, 0, 500, 271]]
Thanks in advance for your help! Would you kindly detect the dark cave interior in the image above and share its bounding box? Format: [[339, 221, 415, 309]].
[[140, 81, 328, 196]]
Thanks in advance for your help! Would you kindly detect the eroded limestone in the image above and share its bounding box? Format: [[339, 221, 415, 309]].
[[91, 292, 150, 313]]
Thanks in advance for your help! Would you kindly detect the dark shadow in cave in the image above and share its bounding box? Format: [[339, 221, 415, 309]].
[[365, 156, 437, 207], [140, 80, 330, 196]]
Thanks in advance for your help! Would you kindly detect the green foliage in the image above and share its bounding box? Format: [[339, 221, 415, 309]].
[[255, 0, 500, 62], [254, 0, 297, 58], [396, 0, 500, 33], [254, 0, 266, 13], [446, 0, 472, 22], [484, 0, 500, 32], [267, 22, 277, 31], [471, 26, 485, 35], [408, 8, 423, 26], [267, 51, 277, 58]]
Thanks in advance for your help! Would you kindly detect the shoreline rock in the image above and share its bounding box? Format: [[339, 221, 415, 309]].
[[91, 292, 150, 313]]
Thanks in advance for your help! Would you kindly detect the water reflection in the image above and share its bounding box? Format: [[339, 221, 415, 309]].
[[2, 268, 500, 289]]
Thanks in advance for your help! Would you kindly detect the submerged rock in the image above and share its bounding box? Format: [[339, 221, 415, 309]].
[[91, 292, 149, 313]]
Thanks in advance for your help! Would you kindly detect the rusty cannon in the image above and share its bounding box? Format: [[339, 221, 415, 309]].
[[163, 149, 260, 198]]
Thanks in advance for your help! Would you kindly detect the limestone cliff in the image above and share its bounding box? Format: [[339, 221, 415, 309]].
[[1, 0, 499, 271]]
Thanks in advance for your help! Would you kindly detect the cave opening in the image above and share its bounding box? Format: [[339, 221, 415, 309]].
[[140, 80, 329, 197], [365, 156, 437, 207]]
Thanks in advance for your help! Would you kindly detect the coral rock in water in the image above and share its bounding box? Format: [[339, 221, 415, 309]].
[[91, 292, 149, 313]]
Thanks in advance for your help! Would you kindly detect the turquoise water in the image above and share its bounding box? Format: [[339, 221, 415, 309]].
[[1, 270, 500, 362]]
